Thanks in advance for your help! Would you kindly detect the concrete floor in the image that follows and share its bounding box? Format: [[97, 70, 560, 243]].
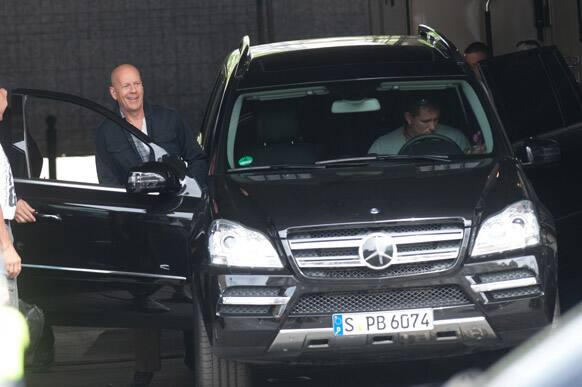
[[24, 327, 506, 387], [25, 327, 191, 387]]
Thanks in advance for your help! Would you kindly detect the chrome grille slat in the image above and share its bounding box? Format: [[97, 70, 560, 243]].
[[286, 221, 466, 278], [288, 229, 463, 246], [303, 260, 456, 279], [288, 224, 463, 240], [295, 248, 459, 267], [398, 248, 458, 257], [297, 255, 359, 261], [289, 231, 464, 250], [397, 248, 460, 263], [290, 239, 361, 250], [297, 259, 362, 268], [392, 231, 463, 245]]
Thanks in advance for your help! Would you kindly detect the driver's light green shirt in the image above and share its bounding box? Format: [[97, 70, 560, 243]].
[[368, 124, 470, 155]]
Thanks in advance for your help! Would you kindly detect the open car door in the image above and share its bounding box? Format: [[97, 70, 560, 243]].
[[1, 89, 203, 328], [480, 46, 582, 308]]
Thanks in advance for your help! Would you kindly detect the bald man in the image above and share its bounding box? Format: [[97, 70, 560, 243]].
[[95, 65, 203, 385], [95, 64, 207, 187]]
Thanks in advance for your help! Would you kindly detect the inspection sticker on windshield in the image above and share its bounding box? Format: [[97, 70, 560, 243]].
[[332, 309, 433, 336], [238, 155, 254, 166]]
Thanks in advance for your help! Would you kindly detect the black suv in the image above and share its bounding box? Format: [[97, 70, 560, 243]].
[[4, 26, 573, 387]]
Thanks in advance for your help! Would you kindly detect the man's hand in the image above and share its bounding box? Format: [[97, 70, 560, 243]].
[[3, 244, 21, 278], [466, 144, 486, 154], [15, 199, 35, 223]]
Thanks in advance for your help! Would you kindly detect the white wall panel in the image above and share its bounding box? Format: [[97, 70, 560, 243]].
[[409, 0, 540, 56], [410, 0, 485, 53], [490, 0, 538, 55]]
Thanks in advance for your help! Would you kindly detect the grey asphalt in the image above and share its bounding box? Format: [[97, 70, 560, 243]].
[[24, 327, 506, 387]]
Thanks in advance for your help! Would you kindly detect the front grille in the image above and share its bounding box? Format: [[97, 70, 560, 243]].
[[218, 305, 272, 315], [222, 286, 281, 297], [478, 269, 535, 284], [289, 223, 446, 240], [290, 285, 470, 316], [217, 286, 286, 317], [286, 220, 466, 280], [302, 260, 455, 279], [488, 286, 542, 301]]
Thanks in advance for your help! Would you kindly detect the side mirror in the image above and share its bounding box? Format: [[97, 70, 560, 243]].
[[514, 138, 561, 167], [126, 161, 182, 194]]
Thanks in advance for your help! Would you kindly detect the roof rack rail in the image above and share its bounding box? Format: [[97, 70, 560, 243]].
[[417, 24, 464, 65], [235, 35, 252, 79]]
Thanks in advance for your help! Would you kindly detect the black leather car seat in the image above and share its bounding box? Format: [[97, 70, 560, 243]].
[[248, 109, 321, 166]]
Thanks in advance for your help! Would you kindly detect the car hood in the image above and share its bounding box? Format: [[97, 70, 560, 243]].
[[211, 158, 530, 232]]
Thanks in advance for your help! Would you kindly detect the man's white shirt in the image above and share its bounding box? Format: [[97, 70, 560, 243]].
[[0, 144, 16, 220]]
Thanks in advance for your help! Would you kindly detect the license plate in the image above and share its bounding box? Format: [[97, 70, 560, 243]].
[[332, 309, 433, 336]]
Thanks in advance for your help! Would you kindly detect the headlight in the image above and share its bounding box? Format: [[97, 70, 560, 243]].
[[208, 219, 283, 268], [471, 200, 540, 257]]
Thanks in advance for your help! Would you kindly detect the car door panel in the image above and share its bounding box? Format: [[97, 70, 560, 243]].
[[480, 47, 582, 301], [480, 47, 582, 211], [5, 90, 202, 328]]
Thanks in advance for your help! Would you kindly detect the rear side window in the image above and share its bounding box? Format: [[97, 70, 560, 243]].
[[22, 96, 149, 187], [481, 48, 582, 142], [541, 50, 582, 126], [482, 51, 563, 141]]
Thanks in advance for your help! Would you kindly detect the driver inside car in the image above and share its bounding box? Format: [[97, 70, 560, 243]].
[[368, 97, 470, 155]]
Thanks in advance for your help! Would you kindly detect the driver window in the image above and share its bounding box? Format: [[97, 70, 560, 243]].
[[23, 97, 146, 186]]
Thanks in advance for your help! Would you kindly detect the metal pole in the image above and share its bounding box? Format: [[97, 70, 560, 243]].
[[533, 0, 546, 42], [406, 0, 411, 35], [46, 115, 56, 180], [485, 0, 494, 56]]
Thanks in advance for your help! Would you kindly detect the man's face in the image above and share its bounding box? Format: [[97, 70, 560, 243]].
[[109, 66, 144, 115], [0, 88, 7, 122], [404, 107, 440, 137], [465, 51, 488, 76]]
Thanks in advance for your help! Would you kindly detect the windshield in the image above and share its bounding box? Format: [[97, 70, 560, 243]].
[[226, 79, 494, 170]]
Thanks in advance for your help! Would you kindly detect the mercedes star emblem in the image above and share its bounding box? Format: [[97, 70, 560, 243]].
[[358, 233, 397, 270]]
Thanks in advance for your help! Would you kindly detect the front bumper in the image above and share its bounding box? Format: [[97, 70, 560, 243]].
[[204, 247, 556, 364]]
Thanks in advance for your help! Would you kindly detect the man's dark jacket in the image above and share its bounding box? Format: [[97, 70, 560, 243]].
[[95, 102, 208, 186]]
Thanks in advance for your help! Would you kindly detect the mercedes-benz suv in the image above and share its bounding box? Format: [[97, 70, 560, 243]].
[[191, 25, 558, 386], [7, 25, 567, 387]]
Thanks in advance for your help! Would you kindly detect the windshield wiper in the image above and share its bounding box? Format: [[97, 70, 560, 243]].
[[315, 154, 451, 165], [227, 164, 326, 172], [228, 155, 451, 172]]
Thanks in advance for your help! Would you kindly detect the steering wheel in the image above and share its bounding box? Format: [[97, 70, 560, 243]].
[[398, 133, 463, 156]]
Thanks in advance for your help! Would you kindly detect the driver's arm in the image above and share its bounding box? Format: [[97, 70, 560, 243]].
[[443, 127, 471, 153]]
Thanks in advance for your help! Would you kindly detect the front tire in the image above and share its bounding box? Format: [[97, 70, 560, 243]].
[[193, 302, 251, 387]]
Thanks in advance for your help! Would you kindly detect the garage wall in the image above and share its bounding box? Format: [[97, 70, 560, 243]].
[[368, 0, 409, 36], [489, 0, 538, 55], [551, 0, 582, 81], [0, 0, 260, 134], [0, 0, 374, 137], [408, 0, 540, 56], [0, 0, 564, 143], [268, 0, 371, 41], [409, 0, 485, 55]]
